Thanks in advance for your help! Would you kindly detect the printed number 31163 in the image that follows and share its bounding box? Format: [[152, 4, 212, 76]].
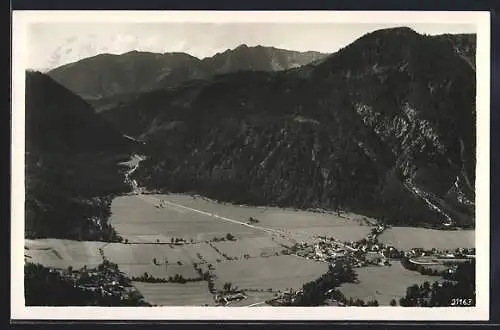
[[450, 298, 473, 306]]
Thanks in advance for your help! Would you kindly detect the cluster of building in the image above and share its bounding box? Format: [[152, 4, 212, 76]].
[[267, 289, 303, 306], [58, 264, 138, 301], [290, 224, 395, 268]]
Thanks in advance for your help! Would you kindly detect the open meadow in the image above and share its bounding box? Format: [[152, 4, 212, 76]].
[[378, 227, 475, 251], [109, 195, 265, 243], [132, 281, 215, 306], [212, 236, 285, 259], [24, 239, 104, 270], [110, 193, 373, 244], [213, 255, 328, 291], [103, 243, 193, 265], [102, 243, 208, 278]]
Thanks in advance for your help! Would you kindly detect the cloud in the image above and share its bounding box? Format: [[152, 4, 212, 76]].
[[27, 22, 476, 70]]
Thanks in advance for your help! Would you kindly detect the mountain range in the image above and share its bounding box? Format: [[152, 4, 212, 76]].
[[47, 45, 327, 106], [26, 27, 477, 240]]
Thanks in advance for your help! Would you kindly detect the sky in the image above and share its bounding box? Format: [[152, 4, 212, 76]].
[[28, 22, 476, 71]]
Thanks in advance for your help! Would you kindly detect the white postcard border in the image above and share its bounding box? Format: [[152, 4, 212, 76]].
[[11, 10, 491, 321]]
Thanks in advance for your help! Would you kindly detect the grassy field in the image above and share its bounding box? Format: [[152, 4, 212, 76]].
[[102, 243, 193, 265], [182, 243, 226, 263], [110, 194, 372, 244], [119, 263, 200, 279], [378, 227, 475, 250], [132, 281, 215, 306], [24, 239, 104, 270], [213, 255, 328, 291], [213, 237, 285, 259], [102, 243, 201, 278], [339, 262, 443, 305], [160, 194, 373, 240], [109, 195, 265, 242]]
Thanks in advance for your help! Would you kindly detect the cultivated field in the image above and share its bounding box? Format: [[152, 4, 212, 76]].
[[182, 243, 227, 263], [119, 263, 200, 279], [339, 262, 443, 305], [103, 243, 192, 265], [102, 243, 201, 278], [26, 191, 475, 306], [378, 227, 475, 251], [213, 255, 328, 291], [132, 281, 215, 306], [24, 239, 104, 270]]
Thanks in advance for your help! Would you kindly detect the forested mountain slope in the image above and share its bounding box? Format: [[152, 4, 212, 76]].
[[25, 71, 132, 240], [100, 27, 476, 228]]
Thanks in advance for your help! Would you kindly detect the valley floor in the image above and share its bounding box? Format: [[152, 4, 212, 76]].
[[25, 188, 475, 306]]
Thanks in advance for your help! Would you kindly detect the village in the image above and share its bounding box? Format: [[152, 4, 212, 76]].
[[284, 224, 391, 267], [266, 223, 476, 306], [286, 222, 474, 268], [43, 260, 145, 304]]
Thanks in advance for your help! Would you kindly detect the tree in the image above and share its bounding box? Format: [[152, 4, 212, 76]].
[[171, 238, 175, 244], [124, 238, 129, 244], [407, 284, 420, 299], [153, 258, 157, 265], [226, 233, 235, 241], [390, 299, 397, 306], [156, 239, 160, 244], [223, 282, 232, 292]]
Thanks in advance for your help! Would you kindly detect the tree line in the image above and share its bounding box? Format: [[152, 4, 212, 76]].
[[399, 260, 475, 307]]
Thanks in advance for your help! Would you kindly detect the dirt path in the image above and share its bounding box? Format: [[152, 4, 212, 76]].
[[137, 193, 289, 237]]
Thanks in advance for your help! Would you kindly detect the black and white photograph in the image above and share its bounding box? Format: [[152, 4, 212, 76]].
[[11, 10, 490, 321]]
